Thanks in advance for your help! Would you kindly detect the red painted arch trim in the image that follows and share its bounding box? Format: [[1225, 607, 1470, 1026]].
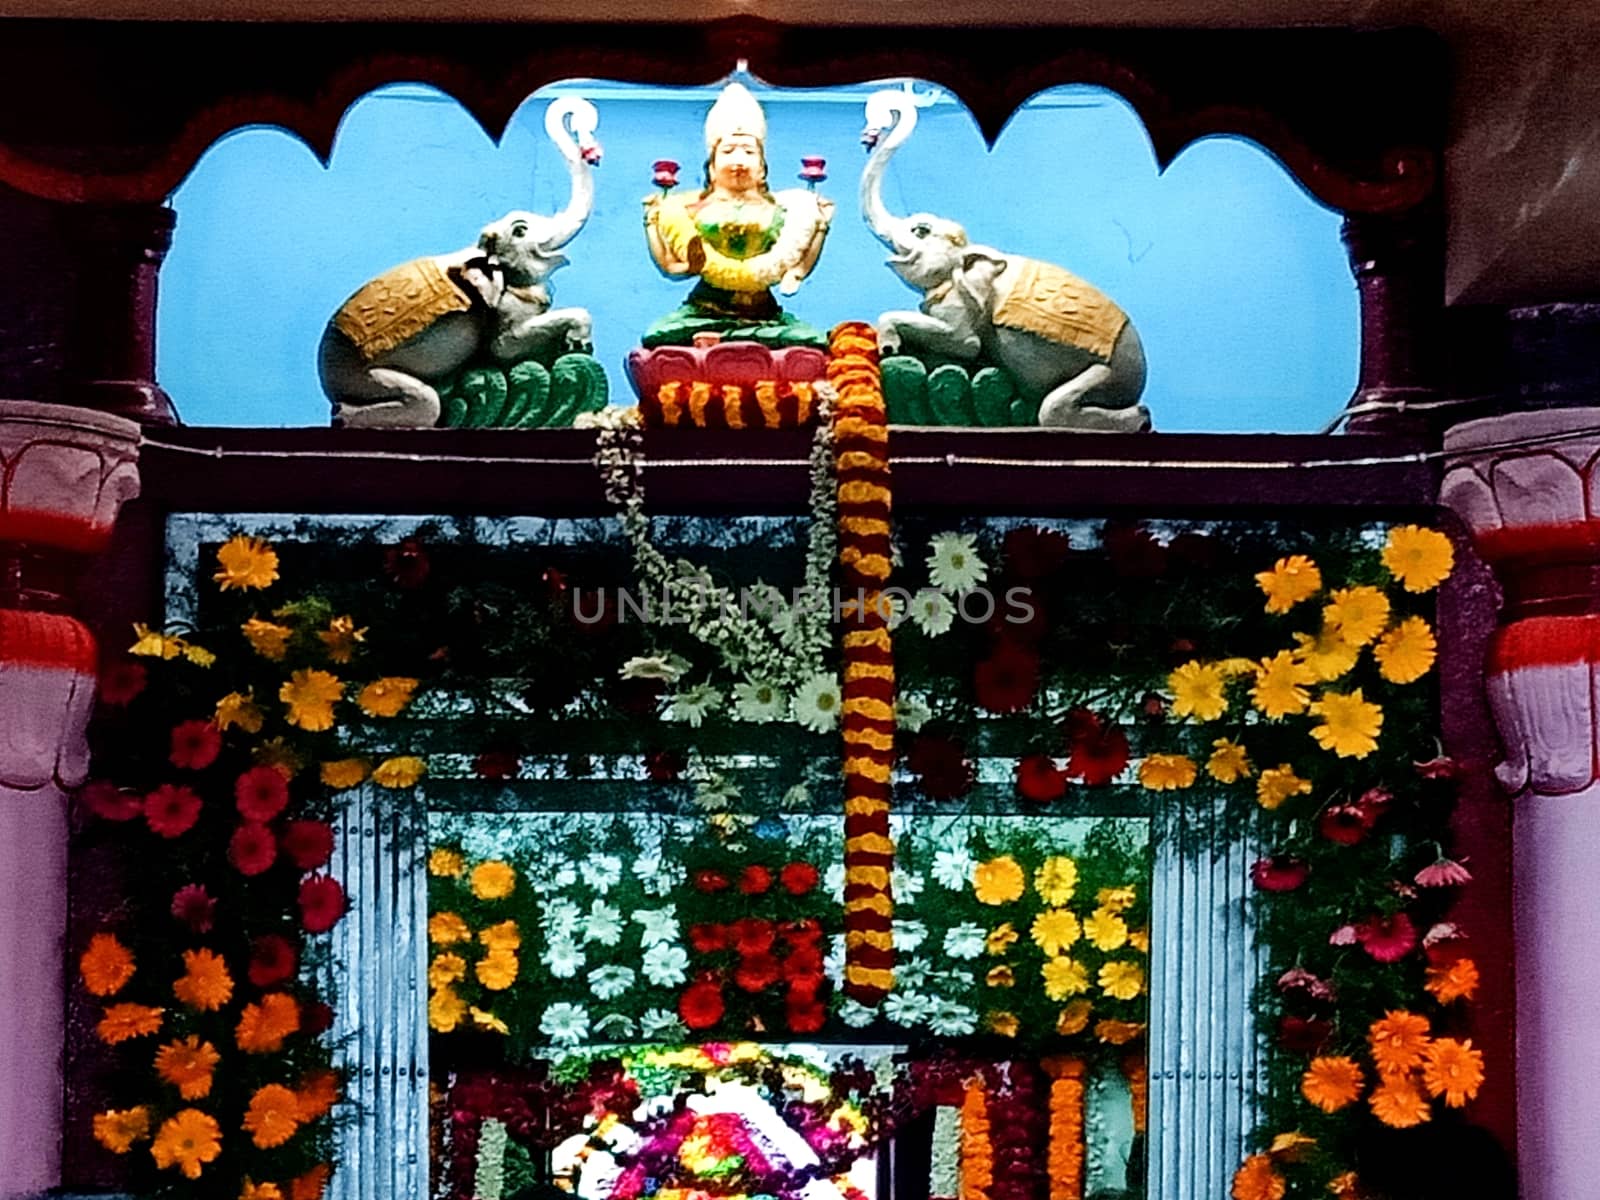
[[0, 610, 97, 674], [0, 509, 112, 555], [1488, 614, 1600, 676], [1473, 519, 1600, 567]]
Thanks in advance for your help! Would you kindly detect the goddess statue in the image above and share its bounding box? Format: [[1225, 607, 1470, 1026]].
[[642, 82, 832, 349]]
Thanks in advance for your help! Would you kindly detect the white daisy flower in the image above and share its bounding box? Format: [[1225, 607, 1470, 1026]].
[[791, 673, 842, 733], [838, 998, 877, 1028], [896, 694, 933, 734], [898, 956, 933, 989], [541, 898, 582, 940], [532, 855, 578, 894], [734, 679, 788, 724], [633, 905, 679, 947], [587, 964, 635, 1000], [542, 938, 585, 979], [942, 922, 986, 960], [825, 933, 847, 983], [582, 900, 624, 947], [619, 654, 688, 682], [892, 866, 925, 902], [931, 848, 975, 891], [928, 1000, 978, 1037], [909, 588, 956, 637], [781, 783, 811, 811], [927, 532, 988, 593], [883, 990, 938, 1027], [893, 919, 928, 952], [823, 862, 847, 902], [641, 943, 689, 987], [667, 683, 722, 727], [694, 774, 740, 812], [594, 1012, 637, 1038], [580, 853, 623, 894], [639, 1008, 686, 1040], [539, 1001, 590, 1045]]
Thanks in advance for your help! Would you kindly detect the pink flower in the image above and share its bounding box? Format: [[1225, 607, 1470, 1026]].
[[1276, 967, 1335, 1004], [1357, 912, 1418, 963], [170, 884, 216, 933], [1423, 921, 1465, 949], [1251, 857, 1309, 892], [1328, 924, 1360, 946], [1318, 804, 1373, 845], [1414, 856, 1472, 888]]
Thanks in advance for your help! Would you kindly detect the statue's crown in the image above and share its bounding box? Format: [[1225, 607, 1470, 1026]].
[[705, 82, 767, 153]]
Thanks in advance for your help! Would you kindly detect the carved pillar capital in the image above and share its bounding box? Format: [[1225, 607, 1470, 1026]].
[[1340, 205, 1445, 436], [54, 203, 179, 426]]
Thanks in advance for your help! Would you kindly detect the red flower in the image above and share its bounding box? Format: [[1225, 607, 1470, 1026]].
[[1278, 1015, 1333, 1053], [734, 952, 782, 992], [282, 820, 334, 871], [785, 988, 827, 1033], [298, 875, 347, 933], [144, 784, 202, 838], [169, 719, 222, 771], [473, 750, 520, 780], [1001, 526, 1070, 580], [974, 643, 1040, 713], [248, 934, 299, 987], [738, 865, 772, 895], [782, 944, 824, 981], [907, 735, 975, 800], [730, 918, 775, 957], [98, 660, 147, 706], [82, 780, 141, 821], [171, 884, 216, 933], [1064, 718, 1130, 786], [1358, 912, 1418, 963], [780, 918, 823, 947], [679, 980, 725, 1030], [779, 863, 819, 896], [383, 537, 430, 589], [1318, 804, 1374, 845], [1103, 522, 1166, 578], [1415, 755, 1462, 781], [1015, 755, 1066, 803], [691, 869, 730, 894], [644, 748, 684, 780], [1251, 857, 1309, 892], [229, 822, 277, 876], [235, 766, 290, 822], [301, 1001, 335, 1035], [688, 924, 727, 954]]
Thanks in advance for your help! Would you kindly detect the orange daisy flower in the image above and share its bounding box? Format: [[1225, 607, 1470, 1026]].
[[172, 948, 233, 1012], [1231, 1153, 1286, 1200], [97, 1003, 164, 1044], [92, 1105, 152, 1153], [1301, 1056, 1363, 1113], [1369, 1076, 1431, 1128], [290, 1164, 332, 1200], [236, 992, 301, 1054], [243, 1083, 302, 1149], [1421, 1038, 1485, 1107], [295, 1069, 342, 1122], [1425, 957, 1480, 1004], [80, 932, 136, 997], [1368, 1010, 1431, 1076], [154, 1035, 220, 1100], [150, 1108, 222, 1180]]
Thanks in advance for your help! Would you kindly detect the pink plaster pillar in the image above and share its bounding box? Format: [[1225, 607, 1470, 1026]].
[[0, 400, 139, 1200], [1442, 408, 1600, 1200]]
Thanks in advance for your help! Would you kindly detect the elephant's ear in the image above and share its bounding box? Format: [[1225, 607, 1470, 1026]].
[[961, 249, 1007, 277]]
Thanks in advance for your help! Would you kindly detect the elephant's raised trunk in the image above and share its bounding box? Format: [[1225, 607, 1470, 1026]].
[[539, 96, 601, 253], [860, 90, 919, 249]]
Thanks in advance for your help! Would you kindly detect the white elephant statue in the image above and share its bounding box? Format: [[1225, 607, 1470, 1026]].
[[860, 90, 1150, 432], [319, 96, 601, 428]]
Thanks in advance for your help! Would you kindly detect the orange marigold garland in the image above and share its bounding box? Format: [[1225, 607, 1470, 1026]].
[[830, 320, 896, 1005], [1120, 1053, 1148, 1135], [958, 1076, 994, 1200], [641, 379, 820, 428], [1043, 1057, 1087, 1200]]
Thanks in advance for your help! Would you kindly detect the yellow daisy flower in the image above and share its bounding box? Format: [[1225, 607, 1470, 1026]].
[[241, 618, 292, 662], [470, 1007, 510, 1035], [371, 756, 426, 788], [214, 536, 279, 592], [1099, 960, 1145, 1000], [318, 759, 369, 790], [428, 986, 466, 1032], [1169, 660, 1227, 722], [1083, 907, 1129, 951], [1207, 738, 1253, 782], [479, 920, 521, 953], [428, 911, 470, 945], [1096, 886, 1137, 912], [1256, 764, 1312, 811], [318, 616, 367, 664], [985, 923, 1019, 955], [985, 965, 1016, 988], [1128, 928, 1151, 953], [1138, 754, 1196, 791], [1374, 615, 1437, 684], [1042, 956, 1090, 1000], [129, 623, 183, 660], [1291, 628, 1362, 682], [1323, 586, 1391, 648], [973, 856, 1026, 905], [280, 669, 344, 732], [1056, 999, 1093, 1036], [357, 677, 419, 718], [182, 643, 216, 668], [1031, 909, 1082, 956], [214, 691, 264, 734], [1308, 689, 1384, 759], [1255, 554, 1322, 613], [1034, 856, 1078, 906], [470, 860, 516, 901], [428, 953, 467, 989], [1251, 650, 1313, 718], [1382, 525, 1454, 593], [987, 1011, 1020, 1038], [475, 950, 518, 991], [428, 847, 465, 878]]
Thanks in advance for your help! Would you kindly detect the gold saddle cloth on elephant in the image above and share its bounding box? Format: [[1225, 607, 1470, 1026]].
[[333, 258, 475, 363], [991, 258, 1127, 362]]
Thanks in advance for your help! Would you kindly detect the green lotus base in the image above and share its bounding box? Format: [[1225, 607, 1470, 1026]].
[[439, 352, 609, 429], [881, 355, 1040, 426]]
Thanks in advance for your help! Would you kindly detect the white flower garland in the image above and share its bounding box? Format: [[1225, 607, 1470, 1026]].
[[474, 1116, 509, 1200]]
